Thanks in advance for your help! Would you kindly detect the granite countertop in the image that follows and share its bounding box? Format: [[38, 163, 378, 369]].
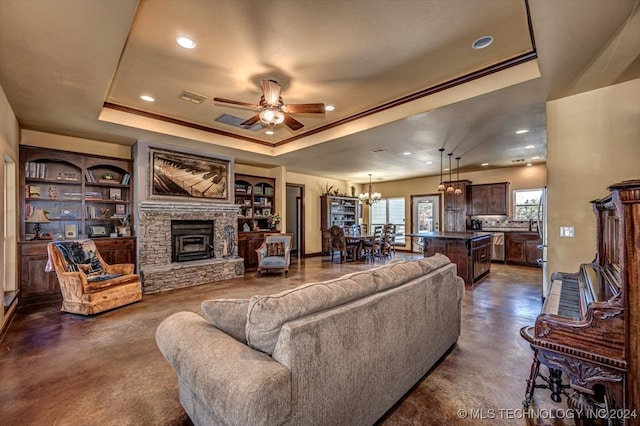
[[406, 231, 494, 240], [480, 228, 540, 234]]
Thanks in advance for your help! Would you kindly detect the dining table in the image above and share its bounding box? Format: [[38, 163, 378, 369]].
[[344, 233, 375, 260]]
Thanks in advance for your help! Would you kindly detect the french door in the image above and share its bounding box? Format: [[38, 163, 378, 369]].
[[411, 195, 440, 252]]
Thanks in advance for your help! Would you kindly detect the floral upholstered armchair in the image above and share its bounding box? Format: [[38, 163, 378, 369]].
[[255, 233, 293, 277]]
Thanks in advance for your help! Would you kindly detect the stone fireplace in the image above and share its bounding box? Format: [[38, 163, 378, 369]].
[[137, 201, 244, 293]]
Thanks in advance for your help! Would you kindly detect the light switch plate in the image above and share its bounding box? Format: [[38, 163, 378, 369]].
[[560, 226, 575, 237]]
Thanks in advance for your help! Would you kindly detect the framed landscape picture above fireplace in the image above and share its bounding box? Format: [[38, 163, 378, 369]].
[[149, 147, 231, 203]]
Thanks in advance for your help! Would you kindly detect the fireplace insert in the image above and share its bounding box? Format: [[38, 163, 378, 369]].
[[171, 220, 215, 262]]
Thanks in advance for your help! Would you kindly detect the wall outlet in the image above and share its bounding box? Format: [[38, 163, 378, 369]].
[[560, 226, 575, 238]]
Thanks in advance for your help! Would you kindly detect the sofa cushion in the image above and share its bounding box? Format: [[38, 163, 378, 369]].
[[371, 260, 425, 291], [246, 276, 378, 354], [417, 253, 451, 274], [201, 298, 250, 343]]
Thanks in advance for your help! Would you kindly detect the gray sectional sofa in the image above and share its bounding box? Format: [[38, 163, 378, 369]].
[[156, 254, 465, 426]]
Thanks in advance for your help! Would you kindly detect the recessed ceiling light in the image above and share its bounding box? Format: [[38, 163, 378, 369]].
[[525, 145, 535, 149], [472, 35, 494, 50], [265, 130, 274, 135], [516, 129, 529, 134], [481, 163, 489, 166], [444, 168, 450, 171], [140, 95, 155, 102], [526, 163, 533, 167], [426, 161, 433, 165], [403, 152, 411, 156], [325, 105, 335, 112], [531, 156, 540, 160], [177, 37, 196, 49]]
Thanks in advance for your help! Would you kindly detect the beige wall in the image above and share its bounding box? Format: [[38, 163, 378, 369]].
[[21, 130, 132, 159], [546, 78, 640, 285], [1, 84, 20, 331]]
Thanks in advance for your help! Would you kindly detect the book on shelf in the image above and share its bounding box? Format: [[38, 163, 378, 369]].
[[85, 169, 96, 183], [63, 192, 83, 200], [56, 171, 78, 181], [28, 186, 41, 198], [109, 188, 122, 200], [84, 191, 103, 200], [254, 186, 263, 195], [120, 173, 130, 185]]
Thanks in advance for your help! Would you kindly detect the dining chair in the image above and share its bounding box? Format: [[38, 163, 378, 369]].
[[363, 225, 383, 261], [328, 225, 357, 263], [382, 224, 397, 258]]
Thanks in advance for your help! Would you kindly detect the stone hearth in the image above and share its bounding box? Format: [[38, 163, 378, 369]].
[[138, 201, 244, 293]]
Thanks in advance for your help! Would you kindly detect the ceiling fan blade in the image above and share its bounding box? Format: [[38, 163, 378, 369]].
[[240, 114, 261, 126], [283, 114, 304, 131], [283, 103, 326, 114], [213, 97, 261, 109], [261, 79, 281, 106]]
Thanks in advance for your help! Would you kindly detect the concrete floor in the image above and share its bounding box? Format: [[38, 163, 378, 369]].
[[1, 253, 573, 425]]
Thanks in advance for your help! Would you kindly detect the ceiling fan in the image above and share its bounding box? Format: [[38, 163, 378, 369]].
[[213, 79, 325, 131]]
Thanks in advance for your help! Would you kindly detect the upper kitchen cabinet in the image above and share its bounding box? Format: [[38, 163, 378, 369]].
[[469, 182, 510, 216], [443, 180, 471, 232]]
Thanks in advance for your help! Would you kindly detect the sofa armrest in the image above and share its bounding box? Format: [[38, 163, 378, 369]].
[[104, 263, 134, 275], [156, 312, 291, 426]]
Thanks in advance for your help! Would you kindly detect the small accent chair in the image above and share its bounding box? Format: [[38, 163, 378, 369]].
[[46, 240, 142, 315], [256, 233, 293, 277], [328, 225, 357, 263]]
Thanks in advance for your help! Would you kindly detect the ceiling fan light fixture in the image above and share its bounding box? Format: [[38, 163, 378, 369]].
[[259, 108, 285, 125]]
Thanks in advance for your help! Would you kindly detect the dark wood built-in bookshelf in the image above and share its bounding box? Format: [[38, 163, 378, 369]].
[[18, 146, 136, 306]]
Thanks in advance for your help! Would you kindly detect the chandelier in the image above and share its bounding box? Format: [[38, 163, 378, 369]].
[[359, 174, 381, 205]]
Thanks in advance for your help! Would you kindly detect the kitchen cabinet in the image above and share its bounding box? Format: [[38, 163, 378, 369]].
[[505, 232, 541, 267], [421, 231, 492, 287], [442, 180, 471, 232], [469, 182, 510, 216]]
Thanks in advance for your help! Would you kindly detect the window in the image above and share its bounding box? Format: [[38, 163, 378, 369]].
[[513, 189, 543, 220], [371, 197, 405, 245]]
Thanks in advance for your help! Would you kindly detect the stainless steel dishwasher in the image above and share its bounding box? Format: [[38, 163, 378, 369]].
[[491, 232, 505, 261]]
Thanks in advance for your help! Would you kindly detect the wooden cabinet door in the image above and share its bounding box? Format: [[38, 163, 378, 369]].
[[487, 183, 509, 215], [525, 238, 542, 265], [473, 245, 491, 279], [505, 234, 526, 263], [20, 255, 59, 299], [470, 185, 487, 215]]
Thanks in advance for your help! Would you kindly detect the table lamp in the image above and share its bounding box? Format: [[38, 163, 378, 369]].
[[25, 208, 50, 239]]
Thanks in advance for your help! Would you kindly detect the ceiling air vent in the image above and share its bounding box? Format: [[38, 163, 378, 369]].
[[511, 159, 526, 163], [215, 113, 265, 132], [370, 148, 388, 153], [179, 90, 208, 104]]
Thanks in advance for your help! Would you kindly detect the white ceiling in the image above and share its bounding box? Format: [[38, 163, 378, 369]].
[[1, 0, 639, 184]]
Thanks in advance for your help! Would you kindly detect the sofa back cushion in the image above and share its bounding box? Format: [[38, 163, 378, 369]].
[[246, 276, 378, 354], [201, 298, 250, 343]]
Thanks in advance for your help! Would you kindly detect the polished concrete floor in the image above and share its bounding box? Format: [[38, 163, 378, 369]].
[[0, 253, 574, 425]]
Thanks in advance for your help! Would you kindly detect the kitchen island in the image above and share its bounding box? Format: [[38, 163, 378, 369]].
[[408, 231, 493, 287]]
